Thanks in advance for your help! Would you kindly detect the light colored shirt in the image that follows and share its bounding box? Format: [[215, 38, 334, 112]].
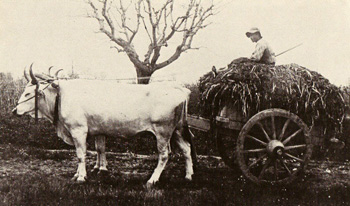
[[250, 38, 276, 65]]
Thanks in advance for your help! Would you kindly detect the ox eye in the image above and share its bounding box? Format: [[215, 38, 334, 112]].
[[25, 93, 31, 97]]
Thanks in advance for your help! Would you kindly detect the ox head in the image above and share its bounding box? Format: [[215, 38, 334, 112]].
[[12, 64, 61, 119]]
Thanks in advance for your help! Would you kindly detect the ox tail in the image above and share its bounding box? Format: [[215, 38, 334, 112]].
[[182, 98, 198, 171]]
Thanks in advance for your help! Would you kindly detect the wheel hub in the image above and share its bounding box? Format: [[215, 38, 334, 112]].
[[266, 140, 284, 157]]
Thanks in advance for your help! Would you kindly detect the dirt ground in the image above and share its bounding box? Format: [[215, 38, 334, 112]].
[[1, 150, 350, 189], [1, 144, 350, 205]]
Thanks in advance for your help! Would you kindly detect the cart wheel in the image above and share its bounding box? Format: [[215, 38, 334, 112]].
[[236, 108, 312, 185]]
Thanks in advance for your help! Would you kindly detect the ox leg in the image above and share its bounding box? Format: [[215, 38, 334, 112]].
[[147, 133, 170, 187], [97, 136, 108, 173], [91, 152, 100, 174], [92, 135, 108, 174], [173, 130, 194, 181], [91, 136, 101, 174], [71, 130, 88, 182]]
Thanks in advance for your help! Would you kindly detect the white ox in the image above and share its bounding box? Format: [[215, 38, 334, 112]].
[[12, 65, 196, 187]]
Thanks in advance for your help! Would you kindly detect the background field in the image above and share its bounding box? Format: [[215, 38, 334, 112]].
[[1, 73, 350, 205]]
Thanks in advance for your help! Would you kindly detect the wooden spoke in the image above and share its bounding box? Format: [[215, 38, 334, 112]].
[[246, 134, 267, 146], [279, 157, 292, 175], [282, 129, 303, 145], [241, 148, 267, 154], [278, 119, 290, 141], [258, 158, 271, 180], [257, 121, 271, 142], [248, 154, 267, 169], [284, 152, 304, 162], [285, 144, 306, 150], [271, 116, 276, 140]]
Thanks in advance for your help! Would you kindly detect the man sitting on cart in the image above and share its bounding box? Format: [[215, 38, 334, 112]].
[[246, 27, 276, 65]]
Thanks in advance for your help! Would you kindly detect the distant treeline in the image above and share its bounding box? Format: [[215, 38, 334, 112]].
[[0, 73, 26, 113]]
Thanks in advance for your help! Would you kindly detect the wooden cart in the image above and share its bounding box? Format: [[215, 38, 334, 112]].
[[187, 103, 313, 185]]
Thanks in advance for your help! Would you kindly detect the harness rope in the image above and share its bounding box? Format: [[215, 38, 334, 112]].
[[16, 83, 58, 125]]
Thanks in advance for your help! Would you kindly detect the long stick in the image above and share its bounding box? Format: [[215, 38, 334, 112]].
[[276, 43, 303, 57]]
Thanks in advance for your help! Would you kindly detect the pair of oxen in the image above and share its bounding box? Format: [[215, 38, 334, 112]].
[[12, 64, 196, 188]]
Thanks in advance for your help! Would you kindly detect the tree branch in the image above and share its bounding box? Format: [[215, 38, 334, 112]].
[[88, 0, 214, 77], [102, 0, 115, 36], [89, 0, 148, 72], [147, 0, 173, 67], [154, 0, 214, 71]]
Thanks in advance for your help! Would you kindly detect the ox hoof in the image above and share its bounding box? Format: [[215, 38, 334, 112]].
[[145, 182, 154, 190], [71, 174, 87, 183], [76, 176, 87, 183], [71, 174, 78, 181], [76, 179, 86, 184], [145, 181, 158, 190], [185, 175, 193, 181]]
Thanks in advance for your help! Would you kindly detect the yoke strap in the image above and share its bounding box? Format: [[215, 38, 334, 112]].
[[53, 94, 59, 126]]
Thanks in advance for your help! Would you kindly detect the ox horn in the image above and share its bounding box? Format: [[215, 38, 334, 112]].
[[29, 63, 38, 85], [48, 66, 54, 77], [55, 69, 63, 79], [23, 67, 29, 82]]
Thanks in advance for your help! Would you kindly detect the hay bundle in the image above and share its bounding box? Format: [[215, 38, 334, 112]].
[[199, 61, 346, 138]]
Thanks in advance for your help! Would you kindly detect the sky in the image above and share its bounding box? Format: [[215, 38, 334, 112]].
[[1, 0, 350, 86]]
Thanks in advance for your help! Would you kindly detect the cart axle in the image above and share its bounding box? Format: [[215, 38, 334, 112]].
[[267, 140, 284, 157]]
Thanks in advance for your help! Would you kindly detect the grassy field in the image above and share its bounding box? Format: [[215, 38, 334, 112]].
[[1, 144, 350, 205]]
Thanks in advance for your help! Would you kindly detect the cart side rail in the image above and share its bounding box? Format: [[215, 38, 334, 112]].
[[187, 115, 244, 132]]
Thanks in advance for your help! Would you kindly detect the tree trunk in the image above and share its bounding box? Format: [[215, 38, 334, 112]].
[[135, 66, 152, 84]]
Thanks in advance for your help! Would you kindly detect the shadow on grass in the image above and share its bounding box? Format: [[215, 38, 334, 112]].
[[2, 170, 350, 206]]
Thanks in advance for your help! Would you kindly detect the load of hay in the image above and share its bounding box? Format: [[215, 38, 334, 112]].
[[199, 60, 346, 139]]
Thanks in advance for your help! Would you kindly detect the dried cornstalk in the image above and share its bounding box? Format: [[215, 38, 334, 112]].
[[199, 61, 346, 140]]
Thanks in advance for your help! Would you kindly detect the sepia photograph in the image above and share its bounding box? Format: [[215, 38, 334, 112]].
[[1, 0, 350, 205]]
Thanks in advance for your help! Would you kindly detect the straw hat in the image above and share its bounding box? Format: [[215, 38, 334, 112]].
[[246, 27, 260, 37]]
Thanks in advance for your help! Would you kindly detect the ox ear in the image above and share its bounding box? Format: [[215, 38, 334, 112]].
[[38, 89, 45, 97]]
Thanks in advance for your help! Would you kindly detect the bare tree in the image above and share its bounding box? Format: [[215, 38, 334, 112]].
[[88, 0, 214, 84]]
